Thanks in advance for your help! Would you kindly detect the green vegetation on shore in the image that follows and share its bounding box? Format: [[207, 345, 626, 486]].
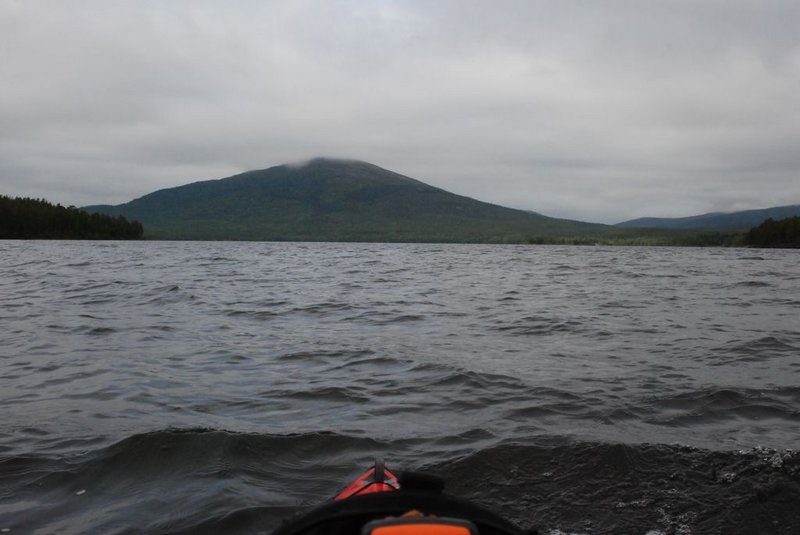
[[527, 230, 743, 247], [0, 195, 144, 239], [742, 217, 800, 248]]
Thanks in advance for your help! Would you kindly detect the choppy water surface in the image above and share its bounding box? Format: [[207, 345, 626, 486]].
[[1, 241, 799, 534]]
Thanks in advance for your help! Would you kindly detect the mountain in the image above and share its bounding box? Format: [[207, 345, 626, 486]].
[[84, 158, 607, 242], [615, 205, 800, 231]]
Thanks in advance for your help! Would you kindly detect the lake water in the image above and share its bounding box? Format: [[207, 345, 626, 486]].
[[1, 241, 799, 534]]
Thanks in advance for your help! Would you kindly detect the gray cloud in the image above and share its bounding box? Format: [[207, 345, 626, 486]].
[[1, 0, 799, 223]]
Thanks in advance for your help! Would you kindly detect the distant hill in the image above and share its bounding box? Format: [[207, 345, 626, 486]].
[[83, 158, 607, 242], [615, 205, 800, 231]]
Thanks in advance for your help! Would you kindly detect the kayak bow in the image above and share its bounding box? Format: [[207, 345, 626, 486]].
[[335, 459, 400, 500], [272, 460, 531, 535]]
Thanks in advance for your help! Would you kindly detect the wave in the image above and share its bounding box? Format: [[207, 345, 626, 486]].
[[2, 429, 798, 534], [730, 280, 773, 288], [708, 335, 800, 365], [434, 440, 800, 535], [491, 314, 586, 336]]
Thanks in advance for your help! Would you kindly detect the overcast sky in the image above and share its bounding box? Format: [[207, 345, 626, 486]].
[[2, 1, 799, 223]]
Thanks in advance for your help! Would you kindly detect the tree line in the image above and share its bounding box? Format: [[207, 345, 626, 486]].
[[0, 195, 143, 239], [742, 217, 800, 248]]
